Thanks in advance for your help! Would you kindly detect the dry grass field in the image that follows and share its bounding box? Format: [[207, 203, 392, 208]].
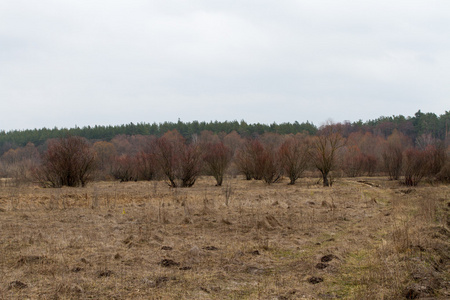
[[0, 176, 449, 299]]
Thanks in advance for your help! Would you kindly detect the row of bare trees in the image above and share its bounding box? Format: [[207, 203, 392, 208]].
[[1, 126, 449, 188]]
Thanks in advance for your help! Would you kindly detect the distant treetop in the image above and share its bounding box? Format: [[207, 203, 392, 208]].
[[0, 120, 317, 150], [0, 110, 449, 153]]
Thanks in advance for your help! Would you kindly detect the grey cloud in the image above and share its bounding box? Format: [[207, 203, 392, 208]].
[[1, 1, 449, 131]]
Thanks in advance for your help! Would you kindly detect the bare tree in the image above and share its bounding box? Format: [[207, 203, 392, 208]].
[[382, 144, 403, 180], [382, 130, 410, 180], [234, 139, 266, 180], [0, 142, 39, 183], [155, 137, 180, 187], [342, 145, 365, 177], [424, 143, 447, 179], [93, 141, 116, 179], [202, 142, 232, 186], [37, 136, 96, 187], [278, 135, 310, 184], [403, 148, 429, 186], [310, 125, 345, 187], [154, 131, 202, 188], [135, 151, 158, 181], [260, 147, 282, 184], [235, 140, 256, 180], [110, 154, 136, 182]]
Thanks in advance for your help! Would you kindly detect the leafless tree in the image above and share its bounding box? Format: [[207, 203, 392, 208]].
[[37, 136, 96, 187], [155, 133, 202, 188], [382, 130, 410, 180], [403, 148, 429, 186], [202, 142, 232, 186], [310, 124, 345, 187], [278, 135, 310, 184]]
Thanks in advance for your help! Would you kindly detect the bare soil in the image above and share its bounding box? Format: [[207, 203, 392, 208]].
[[0, 177, 449, 299]]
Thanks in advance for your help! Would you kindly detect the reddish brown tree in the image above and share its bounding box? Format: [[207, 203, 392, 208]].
[[154, 131, 202, 187], [135, 151, 158, 181], [235, 139, 265, 180], [234, 138, 282, 184], [342, 145, 365, 177], [179, 143, 203, 187], [403, 148, 429, 186], [110, 154, 136, 182], [202, 142, 232, 186], [199, 130, 220, 145], [252, 141, 268, 181], [278, 135, 310, 184], [344, 132, 381, 176], [223, 130, 244, 155], [154, 136, 182, 187], [436, 146, 450, 182], [111, 135, 135, 156], [260, 132, 284, 150], [382, 144, 403, 180], [423, 143, 447, 179], [310, 124, 345, 187], [93, 141, 116, 179], [37, 137, 96, 187], [382, 130, 410, 180], [260, 147, 282, 184], [364, 154, 378, 176], [0, 142, 39, 181]]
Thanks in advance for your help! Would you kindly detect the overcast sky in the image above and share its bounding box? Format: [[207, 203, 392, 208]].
[[1, 1, 449, 131]]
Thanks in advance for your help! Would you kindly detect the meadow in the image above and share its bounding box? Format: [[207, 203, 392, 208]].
[[0, 176, 449, 299]]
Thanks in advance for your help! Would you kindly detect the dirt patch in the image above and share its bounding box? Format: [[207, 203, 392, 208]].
[[308, 277, 324, 284], [17, 255, 49, 266], [8, 280, 27, 290], [316, 262, 328, 269], [97, 270, 114, 277], [159, 259, 180, 268], [321, 254, 338, 263]]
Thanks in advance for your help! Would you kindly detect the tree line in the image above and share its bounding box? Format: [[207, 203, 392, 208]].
[[0, 120, 317, 153], [1, 110, 449, 155], [1, 121, 449, 188]]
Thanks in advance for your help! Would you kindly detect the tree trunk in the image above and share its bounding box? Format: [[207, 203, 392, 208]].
[[215, 174, 223, 186], [288, 176, 296, 185], [322, 172, 330, 187]]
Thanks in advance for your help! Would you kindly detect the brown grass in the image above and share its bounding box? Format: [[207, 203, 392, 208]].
[[0, 176, 449, 299]]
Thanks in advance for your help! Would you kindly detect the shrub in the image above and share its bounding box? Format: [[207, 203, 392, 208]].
[[93, 141, 116, 179], [424, 144, 446, 178], [310, 125, 345, 187], [110, 155, 136, 182], [364, 154, 378, 176], [342, 146, 365, 177], [37, 137, 96, 187], [382, 130, 410, 180], [383, 144, 403, 180], [278, 136, 310, 184], [155, 135, 202, 188], [135, 151, 158, 181], [436, 160, 450, 183], [403, 148, 428, 186], [0, 143, 39, 183], [178, 143, 202, 187], [235, 140, 264, 180], [202, 142, 232, 186], [260, 147, 282, 184]]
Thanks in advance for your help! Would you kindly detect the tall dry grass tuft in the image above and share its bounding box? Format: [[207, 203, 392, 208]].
[[223, 178, 234, 207]]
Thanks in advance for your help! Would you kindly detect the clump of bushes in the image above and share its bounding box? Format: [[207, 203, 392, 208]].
[[36, 136, 96, 187]]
